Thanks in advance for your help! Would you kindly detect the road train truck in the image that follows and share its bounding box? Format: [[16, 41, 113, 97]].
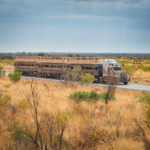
[[14, 56, 129, 84], [100, 59, 129, 84]]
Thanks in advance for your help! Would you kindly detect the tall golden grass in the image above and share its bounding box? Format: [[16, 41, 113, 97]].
[[0, 76, 149, 150]]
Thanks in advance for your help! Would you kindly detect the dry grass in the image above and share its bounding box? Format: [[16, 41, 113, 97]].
[[132, 70, 150, 85], [0, 76, 149, 150]]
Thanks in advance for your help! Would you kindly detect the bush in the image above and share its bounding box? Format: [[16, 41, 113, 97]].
[[80, 73, 96, 84], [70, 91, 90, 102], [99, 93, 115, 100], [69, 91, 110, 103], [9, 72, 22, 83], [89, 91, 100, 100], [8, 122, 32, 143], [0, 95, 11, 106]]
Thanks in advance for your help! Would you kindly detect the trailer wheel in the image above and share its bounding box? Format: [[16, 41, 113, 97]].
[[124, 82, 128, 85]]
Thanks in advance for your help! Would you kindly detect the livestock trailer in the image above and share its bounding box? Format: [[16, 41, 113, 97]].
[[14, 56, 128, 84]]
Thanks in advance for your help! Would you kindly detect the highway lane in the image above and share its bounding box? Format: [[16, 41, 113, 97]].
[[21, 76, 150, 92], [117, 84, 150, 91]]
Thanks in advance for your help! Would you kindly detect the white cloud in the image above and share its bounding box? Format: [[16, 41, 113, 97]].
[[63, 0, 149, 8], [41, 14, 123, 21]]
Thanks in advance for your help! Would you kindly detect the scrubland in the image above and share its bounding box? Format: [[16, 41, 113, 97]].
[[0, 57, 150, 150], [0, 76, 150, 150], [116, 58, 150, 85]]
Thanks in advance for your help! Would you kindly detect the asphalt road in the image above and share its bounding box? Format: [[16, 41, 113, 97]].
[[22, 76, 150, 92], [117, 84, 150, 91]]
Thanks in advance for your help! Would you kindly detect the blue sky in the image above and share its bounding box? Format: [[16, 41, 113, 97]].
[[0, 0, 150, 53]]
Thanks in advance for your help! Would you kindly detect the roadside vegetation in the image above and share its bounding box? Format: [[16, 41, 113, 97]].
[[69, 91, 115, 103], [0, 76, 149, 150], [80, 73, 96, 83], [8, 72, 22, 83], [0, 56, 150, 149]]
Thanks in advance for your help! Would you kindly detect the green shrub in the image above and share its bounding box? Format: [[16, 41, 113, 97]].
[[89, 91, 100, 100], [8, 122, 32, 143], [99, 93, 115, 100], [80, 73, 96, 83], [69, 91, 112, 103], [0, 95, 11, 106], [70, 91, 90, 102], [9, 72, 22, 83], [69, 91, 100, 102], [72, 65, 82, 72]]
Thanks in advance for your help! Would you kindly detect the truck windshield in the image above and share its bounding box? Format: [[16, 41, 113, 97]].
[[113, 66, 121, 71]]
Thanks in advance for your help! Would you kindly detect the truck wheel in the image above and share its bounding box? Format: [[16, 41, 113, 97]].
[[124, 82, 128, 85]]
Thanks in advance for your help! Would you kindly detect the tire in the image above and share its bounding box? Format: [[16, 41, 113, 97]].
[[124, 82, 128, 85]]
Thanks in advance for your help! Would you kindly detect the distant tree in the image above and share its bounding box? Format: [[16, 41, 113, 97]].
[[16, 52, 26, 56], [8, 72, 22, 83], [80, 73, 96, 84], [37, 52, 45, 56], [67, 54, 73, 57], [75, 54, 81, 57], [27, 52, 33, 56]]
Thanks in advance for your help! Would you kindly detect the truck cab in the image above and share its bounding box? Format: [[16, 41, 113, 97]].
[[102, 59, 129, 84]]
